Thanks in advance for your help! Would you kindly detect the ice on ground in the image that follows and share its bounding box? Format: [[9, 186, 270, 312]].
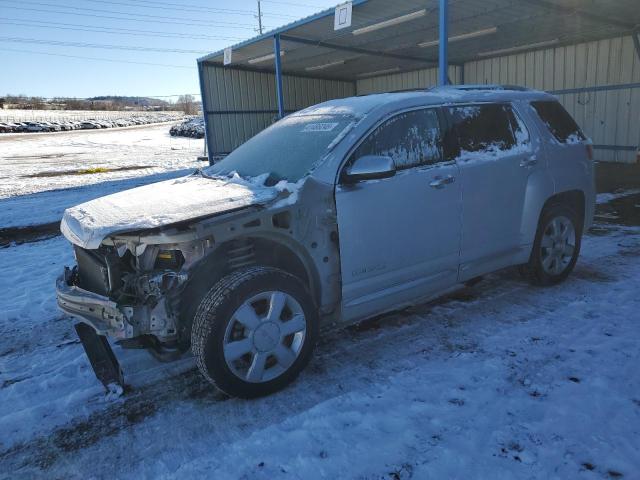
[[596, 188, 640, 204]]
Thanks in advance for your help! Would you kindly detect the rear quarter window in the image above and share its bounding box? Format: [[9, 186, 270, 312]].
[[531, 100, 585, 144]]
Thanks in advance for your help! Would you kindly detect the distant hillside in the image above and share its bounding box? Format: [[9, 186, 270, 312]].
[[88, 96, 170, 107], [1, 94, 184, 111]]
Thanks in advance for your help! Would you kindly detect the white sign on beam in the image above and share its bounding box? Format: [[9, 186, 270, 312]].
[[223, 47, 232, 65], [334, 1, 352, 31]]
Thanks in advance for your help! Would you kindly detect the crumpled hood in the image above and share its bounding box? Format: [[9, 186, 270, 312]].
[[60, 175, 279, 249]]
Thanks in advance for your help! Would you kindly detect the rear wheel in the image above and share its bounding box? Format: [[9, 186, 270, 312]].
[[524, 204, 582, 286], [191, 266, 318, 398]]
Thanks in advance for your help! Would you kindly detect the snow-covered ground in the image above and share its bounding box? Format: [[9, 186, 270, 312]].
[[0, 123, 203, 199], [0, 168, 195, 230], [0, 148, 638, 477]]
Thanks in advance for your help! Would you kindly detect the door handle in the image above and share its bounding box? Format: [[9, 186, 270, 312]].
[[429, 175, 455, 189], [519, 157, 538, 168]]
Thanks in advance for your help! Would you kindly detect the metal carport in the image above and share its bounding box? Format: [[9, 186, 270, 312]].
[[198, 0, 640, 163]]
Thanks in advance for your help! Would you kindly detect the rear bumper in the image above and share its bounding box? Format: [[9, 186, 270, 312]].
[[56, 269, 133, 339]]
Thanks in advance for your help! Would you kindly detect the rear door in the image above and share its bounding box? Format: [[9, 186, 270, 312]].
[[445, 103, 539, 279], [335, 108, 462, 321]]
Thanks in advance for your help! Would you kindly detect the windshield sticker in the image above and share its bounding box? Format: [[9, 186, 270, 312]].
[[302, 122, 339, 133]]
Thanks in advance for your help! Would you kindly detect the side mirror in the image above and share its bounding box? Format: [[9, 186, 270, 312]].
[[344, 155, 396, 183]]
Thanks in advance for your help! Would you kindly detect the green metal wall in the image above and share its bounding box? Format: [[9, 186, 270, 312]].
[[355, 35, 640, 163], [201, 64, 355, 154], [464, 35, 640, 163], [201, 35, 639, 162]]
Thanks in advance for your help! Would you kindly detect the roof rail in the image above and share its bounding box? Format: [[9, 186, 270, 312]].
[[355, 84, 534, 97], [437, 84, 532, 91], [356, 87, 430, 97]]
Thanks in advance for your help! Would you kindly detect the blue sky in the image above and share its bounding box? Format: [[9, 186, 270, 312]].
[[0, 0, 338, 99]]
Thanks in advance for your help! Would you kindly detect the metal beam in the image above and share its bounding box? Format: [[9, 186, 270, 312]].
[[205, 109, 296, 115], [438, 0, 448, 86], [274, 34, 285, 118], [279, 34, 438, 66], [549, 82, 640, 95], [593, 145, 638, 152], [197, 61, 215, 165], [201, 60, 355, 82], [633, 30, 640, 63]]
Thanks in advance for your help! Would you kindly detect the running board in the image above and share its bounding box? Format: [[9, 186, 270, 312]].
[[75, 323, 124, 390]]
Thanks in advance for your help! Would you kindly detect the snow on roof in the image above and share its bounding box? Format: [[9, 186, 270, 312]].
[[294, 86, 554, 118]]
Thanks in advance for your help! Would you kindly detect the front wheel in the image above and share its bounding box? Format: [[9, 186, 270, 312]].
[[524, 204, 582, 286], [191, 267, 318, 398]]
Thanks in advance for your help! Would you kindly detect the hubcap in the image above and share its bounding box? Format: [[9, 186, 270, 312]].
[[540, 215, 576, 276], [223, 291, 307, 383], [253, 322, 281, 352]]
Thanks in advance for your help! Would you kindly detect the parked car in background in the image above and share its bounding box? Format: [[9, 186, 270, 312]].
[[24, 122, 45, 132], [170, 117, 205, 138], [0, 113, 185, 134], [57, 85, 595, 398], [43, 122, 62, 132]]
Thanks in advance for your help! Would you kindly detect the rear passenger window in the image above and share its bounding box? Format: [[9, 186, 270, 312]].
[[531, 100, 585, 144], [352, 108, 443, 169], [447, 104, 528, 156]]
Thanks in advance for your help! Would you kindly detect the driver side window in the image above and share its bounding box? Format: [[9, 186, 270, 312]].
[[351, 108, 443, 170]]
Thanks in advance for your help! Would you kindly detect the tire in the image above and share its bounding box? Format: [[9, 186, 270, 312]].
[[191, 266, 318, 398], [524, 203, 582, 286]]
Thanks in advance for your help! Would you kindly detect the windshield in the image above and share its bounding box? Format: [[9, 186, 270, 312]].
[[205, 114, 354, 183]]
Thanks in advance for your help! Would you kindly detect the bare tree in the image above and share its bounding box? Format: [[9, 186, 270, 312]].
[[176, 94, 197, 115]]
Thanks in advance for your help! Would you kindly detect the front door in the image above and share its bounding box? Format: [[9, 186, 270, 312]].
[[335, 108, 462, 322]]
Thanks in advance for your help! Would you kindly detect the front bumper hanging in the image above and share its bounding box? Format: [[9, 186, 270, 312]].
[[75, 322, 124, 390], [56, 268, 133, 339], [57, 267, 128, 391]]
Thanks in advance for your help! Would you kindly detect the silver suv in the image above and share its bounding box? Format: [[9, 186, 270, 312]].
[[57, 86, 595, 398]]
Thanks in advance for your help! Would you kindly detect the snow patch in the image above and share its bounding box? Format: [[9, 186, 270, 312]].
[[565, 133, 585, 145], [596, 189, 640, 204], [458, 140, 531, 164]]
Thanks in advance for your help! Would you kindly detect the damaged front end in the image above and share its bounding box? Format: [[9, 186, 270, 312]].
[[56, 175, 342, 391], [57, 229, 210, 345], [56, 225, 215, 388]]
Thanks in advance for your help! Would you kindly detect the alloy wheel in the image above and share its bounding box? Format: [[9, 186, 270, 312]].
[[540, 215, 576, 276], [223, 291, 307, 383]]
